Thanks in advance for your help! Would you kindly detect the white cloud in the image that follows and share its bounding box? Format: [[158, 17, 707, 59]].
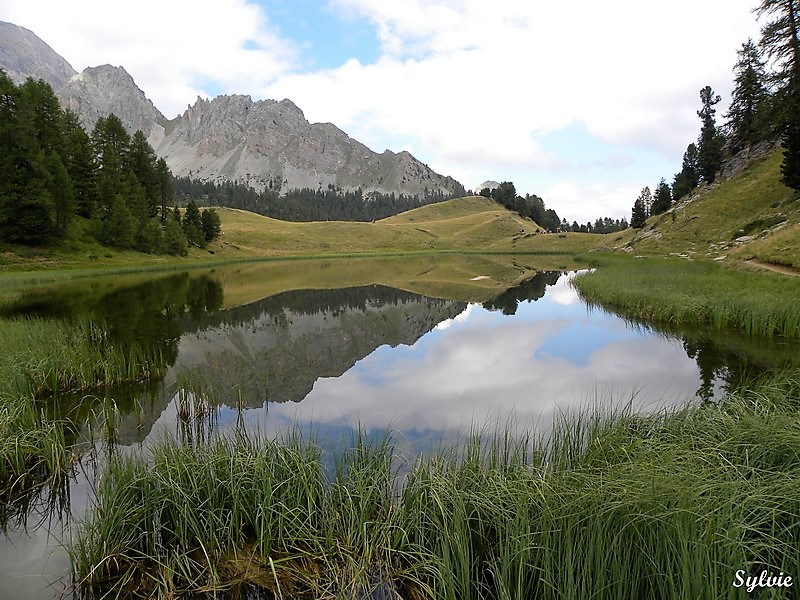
[[1, 0, 764, 219], [544, 181, 643, 224], [265, 313, 698, 436], [0, 0, 298, 117]]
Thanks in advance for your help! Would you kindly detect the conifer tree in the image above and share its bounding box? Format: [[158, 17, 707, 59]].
[[756, 0, 800, 191], [697, 86, 725, 184], [726, 39, 771, 152], [200, 208, 222, 243], [157, 158, 173, 221], [182, 200, 205, 247], [92, 114, 130, 210], [631, 197, 648, 229], [672, 143, 701, 200], [64, 112, 98, 217], [129, 130, 160, 218], [651, 178, 672, 215]]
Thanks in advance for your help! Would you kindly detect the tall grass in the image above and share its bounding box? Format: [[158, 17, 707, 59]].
[[0, 316, 165, 506], [572, 256, 800, 337], [71, 371, 800, 599], [0, 317, 164, 399], [0, 390, 71, 515]]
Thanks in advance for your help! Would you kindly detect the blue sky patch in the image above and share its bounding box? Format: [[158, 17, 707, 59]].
[[256, 0, 380, 70]]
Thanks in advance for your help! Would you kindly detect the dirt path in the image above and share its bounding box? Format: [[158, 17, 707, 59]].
[[746, 259, 800, 277]]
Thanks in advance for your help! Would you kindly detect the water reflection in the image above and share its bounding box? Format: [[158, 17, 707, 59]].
[[3, 265, 800, 599], [2, 272, 225, 370], [216, 273, 703, 449]]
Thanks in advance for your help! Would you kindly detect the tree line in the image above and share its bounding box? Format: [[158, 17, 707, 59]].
[[0, 71, 220, 253], [174, 177, 466, 222], [478, 182, 629, 234], [631, 0, 800, 228]]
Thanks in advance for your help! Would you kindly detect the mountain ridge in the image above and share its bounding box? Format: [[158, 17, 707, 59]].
[[0, 21, 465, 199]]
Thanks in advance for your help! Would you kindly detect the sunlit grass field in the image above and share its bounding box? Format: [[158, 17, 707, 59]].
[[614, 150, 800, 269]]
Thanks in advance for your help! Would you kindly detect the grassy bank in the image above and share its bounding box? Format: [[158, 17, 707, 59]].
[[608, 149, 800, 268], [572, 255, 800, 337], [71, 371, 800, 599], [0, 317, 165, 502]]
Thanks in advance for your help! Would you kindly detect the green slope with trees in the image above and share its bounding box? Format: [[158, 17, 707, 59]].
[[625, 0, 800, 233], [0, 71, 220, 257]]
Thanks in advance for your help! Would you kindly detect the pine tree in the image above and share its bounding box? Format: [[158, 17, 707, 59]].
[[672, 143, 701, 200], [726, 39, 770, 152], [92, 114, 130, 210], [651, 178, 672, 215], [182, 200, 205, 247], [128, 130, 160, 218], [157, 158, 173, 221], [46, 151, 74, 232], [631, 195, 648, 229], [0, 73, 56, 244], [756, 0, 800, 191], [697, 86, 725, 184], [64, 112, 98, 217], [162, 217, 188, 256], [200, 208, 222, 243]]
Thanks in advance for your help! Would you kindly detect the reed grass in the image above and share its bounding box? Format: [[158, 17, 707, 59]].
[[0, 390, 71, 510], [0, 317, 165, 399], [71, 371, 800, 599], [572, 255, 800, 337], [0, 315, 165, 505]]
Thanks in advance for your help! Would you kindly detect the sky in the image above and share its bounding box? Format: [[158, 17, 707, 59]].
[[1, 0, 764, 224]]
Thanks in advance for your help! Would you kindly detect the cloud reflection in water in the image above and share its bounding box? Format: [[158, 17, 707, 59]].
[[229, 273, 702, 445]]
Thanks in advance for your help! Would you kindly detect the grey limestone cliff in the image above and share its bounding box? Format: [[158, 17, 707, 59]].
[[157, 94, 463, 196], [0, 20, 465, 199], [0, 20, 76, 88], [58, 64, 168, 146]]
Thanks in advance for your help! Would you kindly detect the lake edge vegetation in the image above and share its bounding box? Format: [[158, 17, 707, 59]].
[[70, 370, 800, 599], [571, 254, 800, 338]]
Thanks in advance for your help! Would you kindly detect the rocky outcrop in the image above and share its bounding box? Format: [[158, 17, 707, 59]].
[[58, 64, 168, 147], [0, 21, 76, 88], [474, 180, 500, 195], [158, 94, 464, 196]]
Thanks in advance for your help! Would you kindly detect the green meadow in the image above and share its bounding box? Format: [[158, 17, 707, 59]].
[[572, 254, 800, 337]]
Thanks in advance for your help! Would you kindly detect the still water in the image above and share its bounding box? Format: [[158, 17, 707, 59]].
[[1, 261, 797, 598]]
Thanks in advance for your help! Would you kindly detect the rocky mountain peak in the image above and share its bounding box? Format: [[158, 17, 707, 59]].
[[1, 20, 466, 200], [58, 64, 166, 144], [474, 180, 500, 194], [0, 21, 76, 88]]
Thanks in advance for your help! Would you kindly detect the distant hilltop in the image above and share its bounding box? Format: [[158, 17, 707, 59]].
[[474, 180, 500, 194]]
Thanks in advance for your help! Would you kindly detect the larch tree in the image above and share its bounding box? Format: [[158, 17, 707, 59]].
[[651, 178, 672, 215], [696, 86, 725, 184], [726, 39, 771, 152], [756, 0, 800, 191], [672, 143, 701, 201]]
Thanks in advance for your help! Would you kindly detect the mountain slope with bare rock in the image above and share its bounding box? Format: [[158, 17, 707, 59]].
[[0, 20, 465, 199]]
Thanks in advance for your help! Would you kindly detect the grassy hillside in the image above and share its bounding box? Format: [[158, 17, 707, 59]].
[[215, 195, 598, 258], [0, 196, 598, 273], [601, 149, 800, 270]]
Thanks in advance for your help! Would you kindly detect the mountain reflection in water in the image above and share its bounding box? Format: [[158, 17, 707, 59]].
[[3, 267, 800, 600]]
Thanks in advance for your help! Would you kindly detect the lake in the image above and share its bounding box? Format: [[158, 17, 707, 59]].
[[1, 256, 798, 598]]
